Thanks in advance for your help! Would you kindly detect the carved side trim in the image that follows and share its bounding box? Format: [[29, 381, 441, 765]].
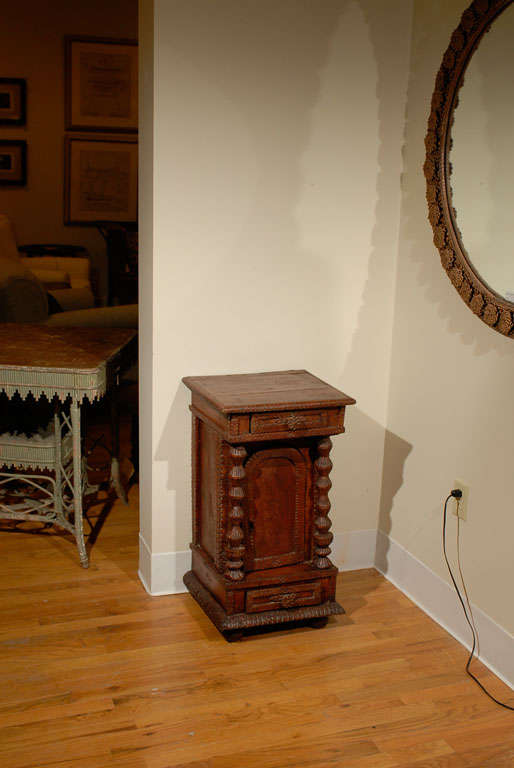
[[224, 445, 247, 581], [191, 415, 200, 546], [313, 437, 334, 569], [214, 433, 225, 571], [424, 0, 514, 338]]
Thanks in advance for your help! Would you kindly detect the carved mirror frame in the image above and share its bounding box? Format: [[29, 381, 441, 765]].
[[424, 0, 514, 337]]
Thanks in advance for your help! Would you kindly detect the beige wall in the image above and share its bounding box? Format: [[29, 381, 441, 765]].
[[384, 0, 514, 633], [141, 0, 514, 638], [0, 0, 137, 300], [139, 0, 413, 563]]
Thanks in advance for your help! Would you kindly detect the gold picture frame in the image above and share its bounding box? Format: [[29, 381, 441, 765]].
[[64, 135, 137, 225], [65, 36, 138, 132]]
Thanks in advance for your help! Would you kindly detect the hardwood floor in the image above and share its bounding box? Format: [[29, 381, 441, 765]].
[[0, 485, 513, 767]]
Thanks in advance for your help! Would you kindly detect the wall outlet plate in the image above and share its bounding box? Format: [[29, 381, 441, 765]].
[[453, 479, 469, 521]]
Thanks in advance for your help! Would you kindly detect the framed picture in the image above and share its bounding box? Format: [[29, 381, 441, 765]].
[[65, 36, 138, 132], [0, 78, 26, 126], [64, 135, 137, 224], [0, 140, 27, 186]]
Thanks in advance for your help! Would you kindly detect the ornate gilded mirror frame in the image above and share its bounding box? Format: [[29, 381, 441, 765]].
[[424, 0, 514, 337]]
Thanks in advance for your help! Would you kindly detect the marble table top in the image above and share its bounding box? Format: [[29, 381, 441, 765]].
[[0, 325, 136, 402]]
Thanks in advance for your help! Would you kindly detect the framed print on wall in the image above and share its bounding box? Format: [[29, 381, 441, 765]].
[[64, 135, 137, 225], [65, 37, 138, 132], [0, 140, 27, 186], [0, 78, 26, 126]]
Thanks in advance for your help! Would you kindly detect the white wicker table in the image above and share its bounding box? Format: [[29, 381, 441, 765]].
[[0, 325, 136, 567]]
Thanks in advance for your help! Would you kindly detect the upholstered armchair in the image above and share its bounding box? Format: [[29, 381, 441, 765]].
[[0, 215, 137, 328], [18, 244, 95, 312]]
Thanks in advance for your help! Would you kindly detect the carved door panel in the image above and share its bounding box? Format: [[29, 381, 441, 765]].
[[245, 447, 306, 571]]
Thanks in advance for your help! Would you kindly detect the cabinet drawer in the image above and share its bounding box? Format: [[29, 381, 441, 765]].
[[246, 581, 322, 613], [250, 409, 335, 435]]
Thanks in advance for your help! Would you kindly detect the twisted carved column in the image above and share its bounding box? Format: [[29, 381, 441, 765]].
[[225, 445, 247, 581], [313, 437, 333, 570]]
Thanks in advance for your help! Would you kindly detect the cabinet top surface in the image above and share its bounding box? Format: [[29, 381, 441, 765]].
[[182, 370, 356, 414]]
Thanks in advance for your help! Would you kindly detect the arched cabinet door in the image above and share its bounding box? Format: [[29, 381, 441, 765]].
[[244, 447, 307, 571]]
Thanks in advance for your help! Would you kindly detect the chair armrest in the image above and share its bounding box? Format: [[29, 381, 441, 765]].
[[46, 304, 138, 328]]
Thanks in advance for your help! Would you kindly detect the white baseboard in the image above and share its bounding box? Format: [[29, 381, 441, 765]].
[[137, 529, 376, 595], [331, 529, 377, 571], [375, 530, 514, 691], [138, 534, 191, 595], [137, 528, 513, 690]]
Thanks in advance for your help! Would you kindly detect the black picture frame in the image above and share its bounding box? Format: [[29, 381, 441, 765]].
[[0, 78, 26, 126], [0, 140, 27, 186]]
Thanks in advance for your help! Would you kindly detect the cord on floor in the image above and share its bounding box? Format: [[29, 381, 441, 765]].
[[443, 492, 514, 711]]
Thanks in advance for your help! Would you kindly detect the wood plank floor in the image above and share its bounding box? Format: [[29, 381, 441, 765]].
[[0, 486, 513, 768]]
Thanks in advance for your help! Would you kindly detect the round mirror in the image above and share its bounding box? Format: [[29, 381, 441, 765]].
[[425, 0, 514, 336], [450, 3, 514, 302]]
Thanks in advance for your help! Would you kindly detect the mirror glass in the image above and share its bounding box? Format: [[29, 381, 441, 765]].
[[449, 3, 514, 303]]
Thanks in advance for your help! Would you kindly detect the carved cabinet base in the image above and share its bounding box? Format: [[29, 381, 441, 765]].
[[182, 371, 355, 639], [183, 570, 344, 633]]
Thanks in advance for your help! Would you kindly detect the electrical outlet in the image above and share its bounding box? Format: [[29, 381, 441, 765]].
[[453, 479, 469, 521]]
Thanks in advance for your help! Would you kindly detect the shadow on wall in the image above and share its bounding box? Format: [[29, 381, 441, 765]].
[[329, 0, 414, 551], [338, 0, 511, 583], [374, 429, 412, 571], [349, 1, 416, 570], [154, 0, 355, 554], [330, 405, 395, 539], [369, 0, 514, 585], [157, 384, 191, 551], [153, 0, 414, 558]]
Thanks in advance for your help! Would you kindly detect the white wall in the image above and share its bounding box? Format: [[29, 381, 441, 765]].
[[384, 0, 514, 634], [0, 0, 138, 301], [139, 0, 413, 591], [140, 0, 514, 649]]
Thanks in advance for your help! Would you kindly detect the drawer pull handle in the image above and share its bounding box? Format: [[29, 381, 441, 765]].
[[280, 592, 298, 608], [287, 414, 305, 431], [268, 413, 305, 431]]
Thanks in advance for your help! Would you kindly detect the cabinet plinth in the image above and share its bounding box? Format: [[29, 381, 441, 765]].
[[182, 370, 356, 637]]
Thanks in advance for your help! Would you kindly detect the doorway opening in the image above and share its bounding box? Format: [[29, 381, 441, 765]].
[[0, 0, 140, 573]]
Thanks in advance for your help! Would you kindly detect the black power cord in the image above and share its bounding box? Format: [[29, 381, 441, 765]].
[[443, 491, 514, 711]]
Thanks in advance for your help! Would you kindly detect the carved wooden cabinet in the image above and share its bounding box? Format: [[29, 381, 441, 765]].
[[182, 370, 356, 639]]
